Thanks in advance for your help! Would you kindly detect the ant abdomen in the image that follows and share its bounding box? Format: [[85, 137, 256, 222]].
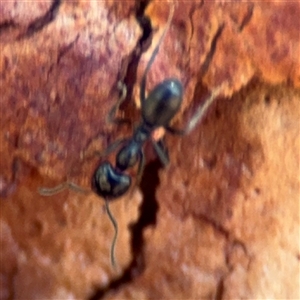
[[92, 161, 131, 200]]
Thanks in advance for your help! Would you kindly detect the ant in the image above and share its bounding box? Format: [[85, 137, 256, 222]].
[[39, 4, 224, 270]]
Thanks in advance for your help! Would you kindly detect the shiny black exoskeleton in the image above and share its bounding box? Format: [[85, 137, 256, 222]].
[[92, 162, 131, 199], [39, 3, 223, 269], [92, 78, 183, 200], [92, 3, 224, 202]]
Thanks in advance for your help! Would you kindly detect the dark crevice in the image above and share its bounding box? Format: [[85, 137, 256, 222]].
[[18, 0, 61, 40], [88, 160, 161, 300], [196, 212, 230, 239], [46, 34, 80, 76], [194, 211, 249, 258], [188, 1, 204, 49], [137, 159, 161, 225], [200, 24, 224, 77], [116, 0, 152, 122], [193, 212, 252, 300], [214, 278, 225, 300], [188, 24, 224, 115], [88, 1, 159, 299], [194, 214, 251, 300], [0, 20, 17, 33], [0, 158, 33, 198], [239, 4, 254, 32], [264, 95, 271, 105], [135, 0, 152, 42], [56, 34, 80, 65]]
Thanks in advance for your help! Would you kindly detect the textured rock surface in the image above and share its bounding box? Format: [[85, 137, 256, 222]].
[[0, 0, 299, 299]]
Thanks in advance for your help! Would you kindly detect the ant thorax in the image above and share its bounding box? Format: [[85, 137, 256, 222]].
[[133, 124, 152, 143]]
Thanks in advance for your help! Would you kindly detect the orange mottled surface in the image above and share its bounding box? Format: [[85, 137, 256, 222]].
[[0, 0, 299, 299]]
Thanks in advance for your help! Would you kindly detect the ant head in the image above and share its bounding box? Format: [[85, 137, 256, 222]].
[[92, 161, 131, 200]]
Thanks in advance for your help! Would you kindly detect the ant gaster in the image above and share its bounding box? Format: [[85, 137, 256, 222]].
[[39, 4, 224, 270]]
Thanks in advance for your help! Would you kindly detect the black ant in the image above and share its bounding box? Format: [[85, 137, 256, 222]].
[[39, 4, 224, 270]]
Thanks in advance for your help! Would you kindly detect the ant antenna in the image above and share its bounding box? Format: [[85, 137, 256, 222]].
[[105, 200, 118, 270], [38, 181, 89, 196], [140, 3, 175, 101], [105, 3, 175, 270], [185, 84, 225, 134]]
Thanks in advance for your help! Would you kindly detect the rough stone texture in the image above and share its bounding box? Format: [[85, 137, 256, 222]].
[[0, 0, 299, 299]]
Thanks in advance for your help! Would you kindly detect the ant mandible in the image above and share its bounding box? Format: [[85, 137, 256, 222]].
[[39, 4, 224, 269]]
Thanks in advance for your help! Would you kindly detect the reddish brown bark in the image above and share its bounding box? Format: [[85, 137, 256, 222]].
[[0, 1, 299, 299]]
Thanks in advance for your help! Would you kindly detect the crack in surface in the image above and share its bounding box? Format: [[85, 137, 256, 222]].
[[214, 277, 225, 300], [194, 211, 249, 253], [195, 211, 250, 263], [200, 24, 224, 77], [239, 4, 254, 32], [88, 160, 161, 300], [18, 0, 61, 40], [186, 23, 224, 123], [88, 1, 158, 298], [194, 213, 251, 300], [46, 34, 80, 77], [179, 1, 205, 76], [0, 20, 17, 34], [116, 0, 152, 116], [90, 4, 231, 299], [187, 1, 204, 55], [56, 34, 80, 65]]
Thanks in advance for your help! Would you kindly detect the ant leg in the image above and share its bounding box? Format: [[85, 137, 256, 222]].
[[140, 3, 175, 104], [123, 150, 144, 203], [107, 82, 131, 126], [81, 138, 128, 161], [135, 149, 146, 187], [38, 181, 90, 196], [105, 199, 118, 270], [135, 140, 169, 188], [151, 139, 169, 167], [39, 140, 125, 197], [39, 139, 128, 197], [166, 85, 224, 136]]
